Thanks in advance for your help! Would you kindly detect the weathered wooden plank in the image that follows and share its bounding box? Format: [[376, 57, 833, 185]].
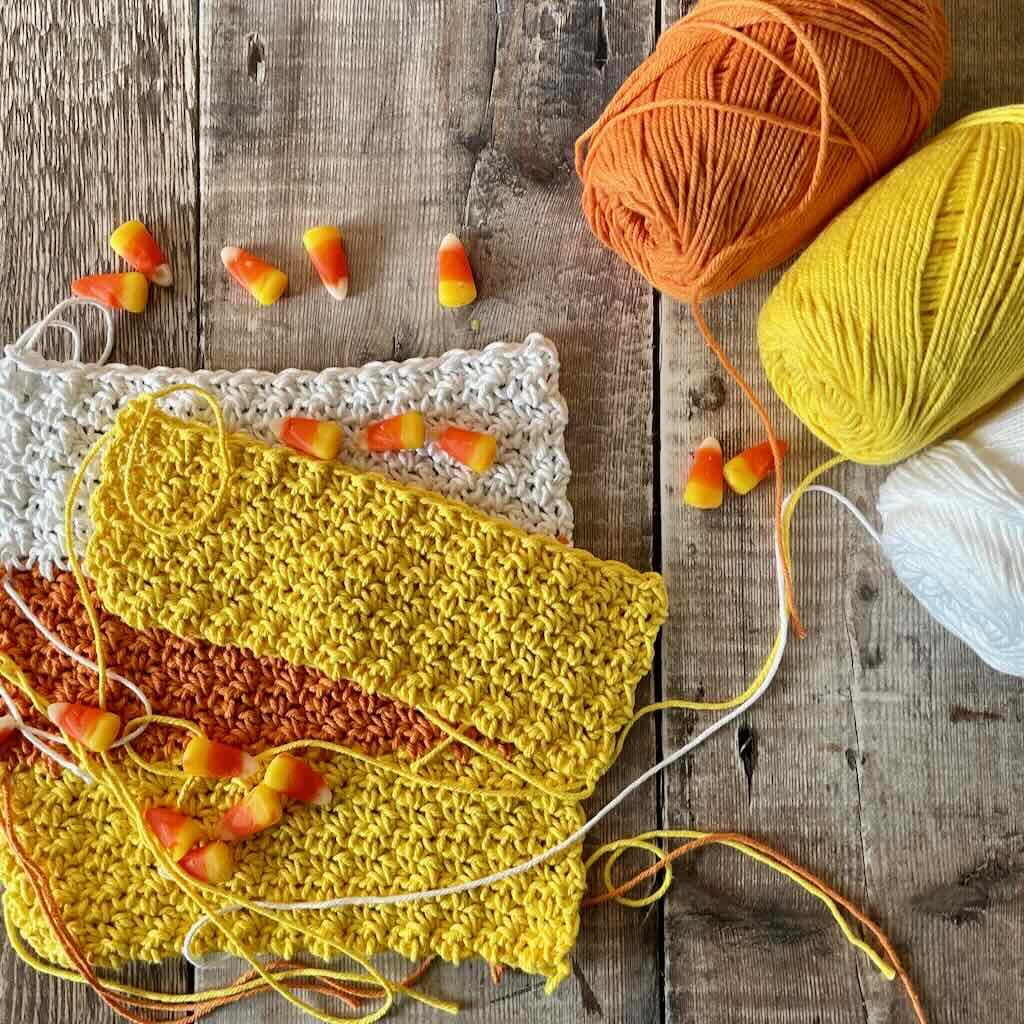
[[658, 2, 1024, 1022], [0, 0, 199, 371], [197, 1, 658, 1022], [0, 1, 198, 1020], [840, 6, 1024, 1021], [660, 283, 878, 1023]]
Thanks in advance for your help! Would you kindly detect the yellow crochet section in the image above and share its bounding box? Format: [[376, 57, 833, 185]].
[[86, 403, 667, 796], [0, 755, 584, 984]]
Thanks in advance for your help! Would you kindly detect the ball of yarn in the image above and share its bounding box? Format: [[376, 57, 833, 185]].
[[575, 0, 948, 303], [760, 107, 1024, 465], [878, 385, 1024, 676]]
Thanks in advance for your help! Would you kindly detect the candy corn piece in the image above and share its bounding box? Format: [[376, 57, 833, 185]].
[[303, 225, 349, 300], [437, 233, 477, 308], [264, 753, 332, 806], [182, 735, 259, 780], [109, 219, 172, 286], [0, 715, 16, 746], [46, 702, 121, 753], [363, 411, 426, 453], [274, 417, 343, 460], [724, 439, 790, 495], [436, 426, 496, 473], [179, 841, 234, 884], [215, 784, 283, 841], [145, 807, 206, 861], [221, 246, 288, 306], [684, 437, 724, 510], [71, 272, 149, 313]]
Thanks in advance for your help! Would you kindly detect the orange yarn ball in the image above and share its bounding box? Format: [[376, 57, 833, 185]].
[[575, 0, 950, 303]]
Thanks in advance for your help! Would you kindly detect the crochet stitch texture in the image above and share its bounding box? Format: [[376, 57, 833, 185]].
[[0, 569, 467, 766], [0, 334, 572, 576], [0, 756, 586, 984], [87, 404, 668, 795]]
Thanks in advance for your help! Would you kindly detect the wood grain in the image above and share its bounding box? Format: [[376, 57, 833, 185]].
[[197, 1, 658, 1020], [657, 2, 1024, 1022], [0, 0, 199, 371]]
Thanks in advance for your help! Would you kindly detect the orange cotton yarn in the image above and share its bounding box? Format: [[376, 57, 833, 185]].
[[575, 0, 949, 303], [575, 0, 948, 627]]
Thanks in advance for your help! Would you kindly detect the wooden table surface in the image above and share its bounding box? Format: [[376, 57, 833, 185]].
[[1, 2, 1022, 1022]]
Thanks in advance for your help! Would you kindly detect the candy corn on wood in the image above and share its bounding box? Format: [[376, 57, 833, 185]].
[[437, 234, 477, 308], [46, 702, 121, 753], [724, 439, 789, 495], [436, 426, 497, 473], [215, 784, 283, 841], [364, 412, 426, 452], [275, 417, 343, 460], [684, 437, 724, 509], [221, 247, 288, 306], [71, 273, 149, 314], [264, 753, 332, 805], [182, 736, 258, 780], [303, 225, 349, 300], [109, 220, 172, 286]]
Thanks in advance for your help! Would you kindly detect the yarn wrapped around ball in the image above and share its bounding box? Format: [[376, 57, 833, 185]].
[[760, 106, 1024, 466], [878, 384, 1024, 676], [575, 0, 949, 303]]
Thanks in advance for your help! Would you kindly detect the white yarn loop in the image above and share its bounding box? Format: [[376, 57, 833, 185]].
[[12, 298, 114, 365]]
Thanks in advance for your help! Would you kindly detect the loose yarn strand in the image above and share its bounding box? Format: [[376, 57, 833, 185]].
[[691, 302, 805, 635], [580, 829, 926, 1024]]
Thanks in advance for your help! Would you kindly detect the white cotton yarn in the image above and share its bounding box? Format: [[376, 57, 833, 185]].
[[878, 386, 1024, 676], [0, 301, 573, 576]]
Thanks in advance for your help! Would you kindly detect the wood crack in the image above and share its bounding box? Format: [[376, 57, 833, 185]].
[[464, 0, 501, 228]]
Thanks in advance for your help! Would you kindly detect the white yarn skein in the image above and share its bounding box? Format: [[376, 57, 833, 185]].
[[879, 386, 1024, 676]]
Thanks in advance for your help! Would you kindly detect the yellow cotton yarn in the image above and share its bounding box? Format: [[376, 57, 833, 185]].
[[85, 401, 667, 796], [0, 754, 584, 984], [759, 106, 1024, 465]]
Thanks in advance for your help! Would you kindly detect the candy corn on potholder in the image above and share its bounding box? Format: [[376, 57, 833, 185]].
[[0, 324, 572, 575], [0, 322, 668, 995]]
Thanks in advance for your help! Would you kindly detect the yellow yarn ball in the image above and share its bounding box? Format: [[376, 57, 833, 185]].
[[759, 106, 1024, 465]]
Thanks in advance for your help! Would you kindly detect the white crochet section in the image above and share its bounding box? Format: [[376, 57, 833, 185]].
[[0, 309, 573, 578]]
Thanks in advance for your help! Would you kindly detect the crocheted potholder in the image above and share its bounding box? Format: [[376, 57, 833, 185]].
[[0, 334, 587, 987], [87, 403, 667, 795], [0, 332, 572, 576]]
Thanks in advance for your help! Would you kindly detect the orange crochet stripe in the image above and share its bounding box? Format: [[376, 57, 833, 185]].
[[0, 569, 480, 766]]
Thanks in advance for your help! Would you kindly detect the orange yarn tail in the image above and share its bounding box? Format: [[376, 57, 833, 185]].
[[583, 830, 925, 1024], [0, 778, 431, 1023], [690, 303, 806, 638]]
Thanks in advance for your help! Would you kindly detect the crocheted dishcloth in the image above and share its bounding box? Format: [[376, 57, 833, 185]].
[[0, 755, 585, 984], [0, 568, 487, 767], [0, 334, 572, 577], [87, 404, 667, 795]]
